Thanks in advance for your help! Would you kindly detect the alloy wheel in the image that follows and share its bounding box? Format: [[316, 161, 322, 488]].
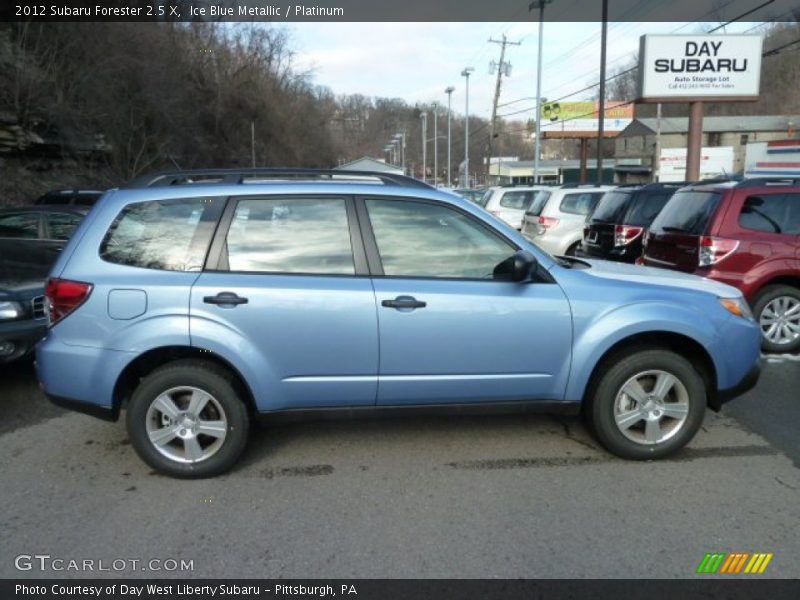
[[613, 370, 690, 445], [145, 386, 228, 464]]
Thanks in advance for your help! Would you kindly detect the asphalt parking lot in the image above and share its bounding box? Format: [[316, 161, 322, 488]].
[[0, 354, 798, 579]]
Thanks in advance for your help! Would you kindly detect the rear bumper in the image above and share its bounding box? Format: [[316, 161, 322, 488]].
[[712, 357, 761, 410], [0, 319, 46, 363], [35, 333, 133, 420], [46, 392, 120, 421]]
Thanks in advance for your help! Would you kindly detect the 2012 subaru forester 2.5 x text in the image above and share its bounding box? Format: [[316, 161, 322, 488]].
[[36, 169, 762, 478]]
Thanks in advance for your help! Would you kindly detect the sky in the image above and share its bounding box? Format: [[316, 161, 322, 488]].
[[285, 20, 767, 121]]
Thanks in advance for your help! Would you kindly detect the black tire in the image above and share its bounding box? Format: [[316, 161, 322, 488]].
[[565, 242, 580, 257], [126, 360, 250, 478], [752, 285, 800, 353], [586, 348, 706, 460]]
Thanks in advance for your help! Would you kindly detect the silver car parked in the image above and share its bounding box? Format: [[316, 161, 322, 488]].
[[522, 185, 616, 256], [481, 185, 550, 230]]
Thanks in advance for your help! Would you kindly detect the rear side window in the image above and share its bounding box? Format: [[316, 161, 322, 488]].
[[623, 192, 674, 226], [591, 191, 632, 223], [100, 197, 225, 271], [559, 192, 603, 216], [739, 194, 800, 235], [0, 212, 39, 239], [224, 197, 355, 275], [46, 212, 84, 241], [651, 191, 721, 235], [499, 191, 533, 210]]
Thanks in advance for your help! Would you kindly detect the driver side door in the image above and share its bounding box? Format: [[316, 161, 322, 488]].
[[360, 197, 573, 406]]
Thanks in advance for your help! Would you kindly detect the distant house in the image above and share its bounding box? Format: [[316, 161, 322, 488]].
[[334, 156, 404, 175], [614, 116, 799, 181]]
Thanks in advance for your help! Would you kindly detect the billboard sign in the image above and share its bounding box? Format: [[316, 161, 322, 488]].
[[638, 34, 762, 101], [659, 147, 734, 182], [539, 101, 633, 134]]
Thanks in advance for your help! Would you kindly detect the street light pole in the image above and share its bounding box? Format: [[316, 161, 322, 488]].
[[529, 1, 552, 184], [461, 67, 474, 187], [420, 111, 428, 183], [432, 103, 438, 187], [445, 86, 455, 187]]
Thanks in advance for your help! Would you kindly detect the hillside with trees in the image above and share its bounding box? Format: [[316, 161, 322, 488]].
[[1, 21, 797, 204]]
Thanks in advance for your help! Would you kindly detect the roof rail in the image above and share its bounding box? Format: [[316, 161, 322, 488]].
[[735, 177, 800, 188], [558, 182, 609, 188], [124, 168, 434, 190]]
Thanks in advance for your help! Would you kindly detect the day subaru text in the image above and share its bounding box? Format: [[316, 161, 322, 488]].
[[36, 169, 762, 478]]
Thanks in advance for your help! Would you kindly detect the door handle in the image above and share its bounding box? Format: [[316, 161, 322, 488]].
[[381, 296, 426, 310], [203, 292, 248, 306]]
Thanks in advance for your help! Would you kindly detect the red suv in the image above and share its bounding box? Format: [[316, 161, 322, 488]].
[[643, 178, 800, 353]]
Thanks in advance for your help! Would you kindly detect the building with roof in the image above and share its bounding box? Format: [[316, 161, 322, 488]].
[[487, 158, 641, 185], [614, 115, 799, 182]]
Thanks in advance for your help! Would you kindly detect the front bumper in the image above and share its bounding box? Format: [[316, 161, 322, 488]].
[[0, 319, 47, 363], [713, 357, 762, 409]]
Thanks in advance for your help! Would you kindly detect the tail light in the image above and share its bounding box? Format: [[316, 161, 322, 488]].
[[698, 236, 739, 267], [537, 216, 559, 234], [614, 225, 644, 247], [634, 257, 645, 266], [45, 278, 93, 325]]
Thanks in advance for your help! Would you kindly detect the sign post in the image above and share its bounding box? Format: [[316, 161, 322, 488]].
[[637, 34, 762, 182]]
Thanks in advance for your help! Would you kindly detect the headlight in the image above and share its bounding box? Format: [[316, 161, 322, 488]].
[[719, 297, 753, 320], [0, 301, 22, 320]]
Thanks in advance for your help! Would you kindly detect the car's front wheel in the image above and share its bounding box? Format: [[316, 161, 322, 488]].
[[126, 360, 250, 478], [587, 349, 706, 460]]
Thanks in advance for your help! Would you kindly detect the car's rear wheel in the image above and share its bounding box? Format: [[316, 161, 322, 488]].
[[565, 242, 580, 257], [126, 360, 250, 478], [753, 285, 800, 353], [587, 348, 706, 460]]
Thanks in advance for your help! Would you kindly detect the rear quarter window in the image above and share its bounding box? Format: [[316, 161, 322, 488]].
[[100, 197, 225, 271], [739, 193, 800, 235]]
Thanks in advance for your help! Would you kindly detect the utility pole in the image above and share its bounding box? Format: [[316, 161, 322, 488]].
[[487, 35, 521, 184], [420, 111, 428, 183], [461, 67, 474, 187], [654, 102, 662, 182], [250, 121, 256, 168], [596, 0, 608, 184], [529, 1, 553, 184], [445, 86, 455, 187], [433, 103, 439, 187]]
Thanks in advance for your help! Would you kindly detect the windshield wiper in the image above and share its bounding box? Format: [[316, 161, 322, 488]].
[[660, 226, 688, 233]]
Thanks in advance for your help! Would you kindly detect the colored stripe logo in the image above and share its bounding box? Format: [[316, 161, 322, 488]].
[[697, 552, 773, 574]]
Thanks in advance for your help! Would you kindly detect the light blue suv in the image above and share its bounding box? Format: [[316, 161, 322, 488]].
[[36, 169, 762, 478]]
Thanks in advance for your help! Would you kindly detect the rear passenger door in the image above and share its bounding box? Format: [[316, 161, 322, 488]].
[[190, 196, 379, 412]]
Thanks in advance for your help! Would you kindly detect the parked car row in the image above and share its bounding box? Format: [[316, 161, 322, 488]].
[[0, 190, 103, 363]]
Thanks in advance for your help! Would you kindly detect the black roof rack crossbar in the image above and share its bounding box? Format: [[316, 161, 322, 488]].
[[125, 168, 434, 190], [735, 177, 800, 188]]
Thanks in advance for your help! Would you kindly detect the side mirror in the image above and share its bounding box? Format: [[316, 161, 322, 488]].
[[493, 250, 538, 282]]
